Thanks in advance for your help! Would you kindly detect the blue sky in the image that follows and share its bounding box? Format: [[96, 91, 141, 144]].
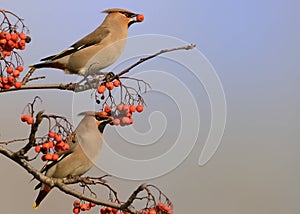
[[0, 1, 299, 213]]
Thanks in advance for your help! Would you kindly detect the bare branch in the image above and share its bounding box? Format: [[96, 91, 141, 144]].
[[0, 145, 142, 213], [0, 138, 28, 145], [0, 44, 196, 94], [120, 183, 147, 210], [115, 44, 196, 78]]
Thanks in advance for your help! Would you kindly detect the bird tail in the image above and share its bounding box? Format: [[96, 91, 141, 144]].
[[33, 184, 51, 209]]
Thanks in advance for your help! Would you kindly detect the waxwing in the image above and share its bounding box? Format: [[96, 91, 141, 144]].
[[33, 111, 112, 208], [30, 8, 144, 75]]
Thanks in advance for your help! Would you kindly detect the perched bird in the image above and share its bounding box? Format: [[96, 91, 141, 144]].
[[33, 112, 112, 209], [30, 8, 144, 75]]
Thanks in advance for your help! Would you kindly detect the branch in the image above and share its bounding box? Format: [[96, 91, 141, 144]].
[[0, 44, 196, 94], [115, 44, 196, 78], [0, 145, 144, 213], [120, 183, 147, 210]]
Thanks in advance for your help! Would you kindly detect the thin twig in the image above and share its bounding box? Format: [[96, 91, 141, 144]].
[[0, 44, 196, 94], [116, 44, 196, 78]]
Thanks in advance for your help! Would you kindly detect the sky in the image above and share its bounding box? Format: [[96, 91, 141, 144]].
[[0, 0, 299, 214]]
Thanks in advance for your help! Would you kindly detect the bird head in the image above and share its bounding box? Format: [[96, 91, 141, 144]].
[[94, 112, 112, 133], [78, 111, 112, 133], [102, 8, 144, 28]]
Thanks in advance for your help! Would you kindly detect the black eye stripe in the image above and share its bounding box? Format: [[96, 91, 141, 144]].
[[121, 12, 135, 18], [95, 116, 109, 121]]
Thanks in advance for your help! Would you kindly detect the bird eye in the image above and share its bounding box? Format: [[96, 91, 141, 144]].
[[121, 12, 134, 18]]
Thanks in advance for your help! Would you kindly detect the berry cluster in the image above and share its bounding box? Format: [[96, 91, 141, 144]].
[[100, 206, 129, 214], [154, 202, 173, 214], [72, 200, 96, 214], [20, 114, 34, 124], [34, 131, 70, 162], [97, 80, 120, 94], [0, 65, 24, 89], [0, 10, 31, 90], [0, 31, 28, 57], [97, 78, 146, 127], [99, 103, 144, 127]]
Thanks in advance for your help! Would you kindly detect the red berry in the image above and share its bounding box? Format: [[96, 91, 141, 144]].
[[100, 207, 106, 214], [54, 145, 62, 152], [42, 142, 50, 150], [129, 105, 136, 112], [105, 81, 114, 90], [73, 200, 80, 207], [8, 76, 15, 83], [113, 80, 121, 87], [18, 32, 26, 40], [80, 203, 90, 211], [117, 104, 124, 112], [97, 85, 106, 94], [121, 117, 130, 125], [48, 141, 54, 148], [2, 77, 8, 84], [11, 33, 19, 42], [54, 134, 62, 142], [52, 153, 59, 161], [122, 105, 129, 113], [136, 105, 144, 112], [104, 105, 111, 113], [99, 111, 108, 117], [149, 208, 156, 214], [112, 118, 120, 126], [0, 38, 6, 45], [48, 131, 56, 138], [16, 65, 24, 72], [137, 14, 145, 22], [73, 200, 81, 208], [128, 117, 133, 124], [112, 208, 118, 213], [21, 114, 30, 122], [13, 70, 20, 77], [6, 67, 13, 74], [26, 117, 34, 124], [89, 202, 96, 207], [62, 143, 69, 151], [14, 82, 22, 88], [44, 153, 52, 161], [5, 32, 11, 41], [18, 39, 26, 47], [73, 207, 80, 214], [55, 141, 64, 149], [3, 84, 11, 89], [35, 145, 41, 153]]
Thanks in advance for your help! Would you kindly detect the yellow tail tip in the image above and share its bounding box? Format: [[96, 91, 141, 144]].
[[33, 202, 39, 210]]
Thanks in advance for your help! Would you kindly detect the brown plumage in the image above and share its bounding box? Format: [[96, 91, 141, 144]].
[[30, 8, 144, 75], [33, 112, 112, 209]]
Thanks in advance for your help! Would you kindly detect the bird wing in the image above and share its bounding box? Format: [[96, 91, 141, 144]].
[[40, 27, 111, 61]]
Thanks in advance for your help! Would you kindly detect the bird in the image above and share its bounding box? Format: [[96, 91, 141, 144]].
[[29, 8, 144, 75], [33, 111, 112, 209]]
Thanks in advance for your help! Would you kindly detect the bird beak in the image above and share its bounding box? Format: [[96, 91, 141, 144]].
[[128, 14, 144, 27], [133, 14, 144, 23], [96, 117, 113, 127]]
